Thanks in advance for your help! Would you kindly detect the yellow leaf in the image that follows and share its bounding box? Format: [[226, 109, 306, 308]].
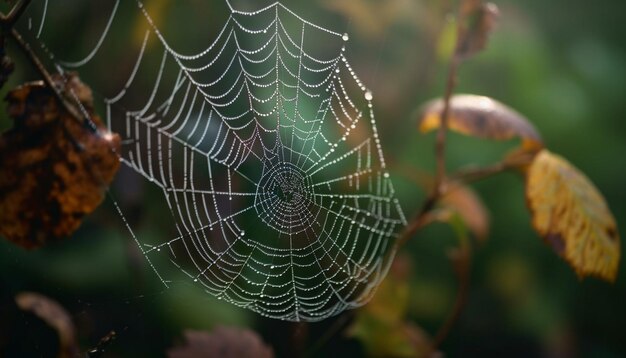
[[418, 94, 543, 151], [526, 150, 620, 282]]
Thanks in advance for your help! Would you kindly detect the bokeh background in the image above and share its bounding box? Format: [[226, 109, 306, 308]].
[[1, 0, 625, 356]]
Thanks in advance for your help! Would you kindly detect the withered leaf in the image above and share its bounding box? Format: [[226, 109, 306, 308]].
[[15, 292, 79, 358], [456, 0, 499, 59], [441, 183, 490, 242], [167, 327, 274, 358], [526, 150, 620, 282], [0, 73, 121, 249], [418, 94, 543, 151]]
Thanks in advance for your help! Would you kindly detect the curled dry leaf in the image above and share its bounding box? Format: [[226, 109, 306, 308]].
[[15, 292, 79, 358], [441, 183, 490, 242], [0, 73, 121, 249], [168, 327, 274, 358], [526, 150, 620, 282], [418, 94, 543, 151], [456, 0, 499, 59]]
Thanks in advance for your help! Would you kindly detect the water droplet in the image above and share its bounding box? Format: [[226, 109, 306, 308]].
[[383, 172, 390, 178], [335, 68, 340, 74], [364, 90, 373, 101], [342, 33, 349, 41]]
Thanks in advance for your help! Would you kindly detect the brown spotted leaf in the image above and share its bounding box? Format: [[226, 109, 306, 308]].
[[526, 150, 620, 282], [418, 94, 543, 151], [167, 327, 274, 358], [15, 292, 79, 358], [0, 73, 120, 249]]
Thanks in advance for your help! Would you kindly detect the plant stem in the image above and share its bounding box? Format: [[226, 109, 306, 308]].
[[433, 245, 471, 348], [9, 28, 83, 122], [1, 0, 86, 125], [434, 56, 460, 195], [305, 311, 354, 357], [0, 0, 31, 30], [395, 29, 463, 249]]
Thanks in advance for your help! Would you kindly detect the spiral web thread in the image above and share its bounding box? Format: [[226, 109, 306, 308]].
[[26, 0, 407, 321]]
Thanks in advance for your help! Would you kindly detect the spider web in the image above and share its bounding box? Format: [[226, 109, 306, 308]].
[[24, 0, 407, 321]]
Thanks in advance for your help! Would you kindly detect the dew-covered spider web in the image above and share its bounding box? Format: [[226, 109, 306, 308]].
[[22, 0, 407, 321]]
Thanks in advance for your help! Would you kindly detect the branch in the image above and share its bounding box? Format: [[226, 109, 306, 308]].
[[434, 56, 461, 194], [433, 244, 471, 348], [1, 0, 88, 127], [395, 7, 465, 249], [0, 0, 31, 30]]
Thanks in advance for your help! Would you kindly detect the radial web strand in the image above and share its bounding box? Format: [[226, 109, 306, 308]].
[[22, 0, 407, 321]]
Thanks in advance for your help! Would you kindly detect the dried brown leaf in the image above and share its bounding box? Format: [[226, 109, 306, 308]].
[[418, 94, 543, 150], [0, 73, 121, 249], [167, 327, 274, 358], [456, 1, 499, 59], [441, 183, 490, 242], [15, 292, 79, 358], [526, 150, 620, 282]]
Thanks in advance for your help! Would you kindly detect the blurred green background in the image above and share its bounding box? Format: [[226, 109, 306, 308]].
[[1, 0, 625, 356]]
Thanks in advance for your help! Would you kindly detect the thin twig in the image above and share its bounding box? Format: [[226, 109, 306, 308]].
[[434, 56, 460, 195], [305, 311, 354, 357], [0, 0, 32, 29], [433, 245, 471, 348], [394, 7, 465, 249], [8, 28, 87, 124], [1, 0, 86, 126], [86, 330, 117, 358]]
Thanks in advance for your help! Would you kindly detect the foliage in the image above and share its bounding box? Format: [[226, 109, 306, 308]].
[[527, 149, 620, 281], [0, 0, 623, 356], [0, 74, 120, 248]]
